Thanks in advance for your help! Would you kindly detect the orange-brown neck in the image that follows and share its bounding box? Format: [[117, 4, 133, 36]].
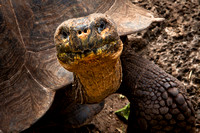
[[74, 57, 122, 103]]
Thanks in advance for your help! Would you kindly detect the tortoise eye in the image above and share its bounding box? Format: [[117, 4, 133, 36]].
[[61, 29, 70, 40], [97, 20, 106, 33]]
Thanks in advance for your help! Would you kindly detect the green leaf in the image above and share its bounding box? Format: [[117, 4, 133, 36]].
[[115, 103, 130, 121]]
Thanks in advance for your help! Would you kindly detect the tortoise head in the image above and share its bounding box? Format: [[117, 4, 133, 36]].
[[54, 13, 123, 72], [54, 13, 123, 103]]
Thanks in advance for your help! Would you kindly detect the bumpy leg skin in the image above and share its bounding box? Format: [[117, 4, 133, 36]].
[[120, 51, 196, 133], [61, 101, 105, 128]]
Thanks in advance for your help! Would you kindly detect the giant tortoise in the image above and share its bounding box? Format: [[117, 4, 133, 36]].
[[0, 0, 196, 132]]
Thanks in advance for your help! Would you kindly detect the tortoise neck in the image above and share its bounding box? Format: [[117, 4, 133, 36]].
[[73, 57, 122, 103]]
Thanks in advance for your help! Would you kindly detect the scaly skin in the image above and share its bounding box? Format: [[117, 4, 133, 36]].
[[119, 37, 196, 132], [55, 13, 196, 132]]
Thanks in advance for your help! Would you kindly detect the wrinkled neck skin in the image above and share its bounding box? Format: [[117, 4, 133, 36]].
[[73, 57, 122, 104], [69, 41, 123, 104]]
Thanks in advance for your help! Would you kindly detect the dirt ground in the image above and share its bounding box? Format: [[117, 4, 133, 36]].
[[23, 0, 199, 133], [90, 94, 129, 133], [89, 0, 200, 132]]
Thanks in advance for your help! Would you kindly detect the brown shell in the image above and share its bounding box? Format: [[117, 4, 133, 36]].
[[0, 0, 163, 132]]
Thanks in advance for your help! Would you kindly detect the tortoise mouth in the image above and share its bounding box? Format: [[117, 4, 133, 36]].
[[57, 40, 121, 64]]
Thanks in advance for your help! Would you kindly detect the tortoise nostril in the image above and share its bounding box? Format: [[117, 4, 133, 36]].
[[78, 31, 82, 35], [84, 29, 87, 33]]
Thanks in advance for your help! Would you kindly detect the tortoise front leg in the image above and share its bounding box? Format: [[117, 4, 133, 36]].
[[120, 52, 196, 133]]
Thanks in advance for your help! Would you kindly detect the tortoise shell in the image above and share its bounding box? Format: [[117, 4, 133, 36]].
[[0, 0, 163, 132]]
